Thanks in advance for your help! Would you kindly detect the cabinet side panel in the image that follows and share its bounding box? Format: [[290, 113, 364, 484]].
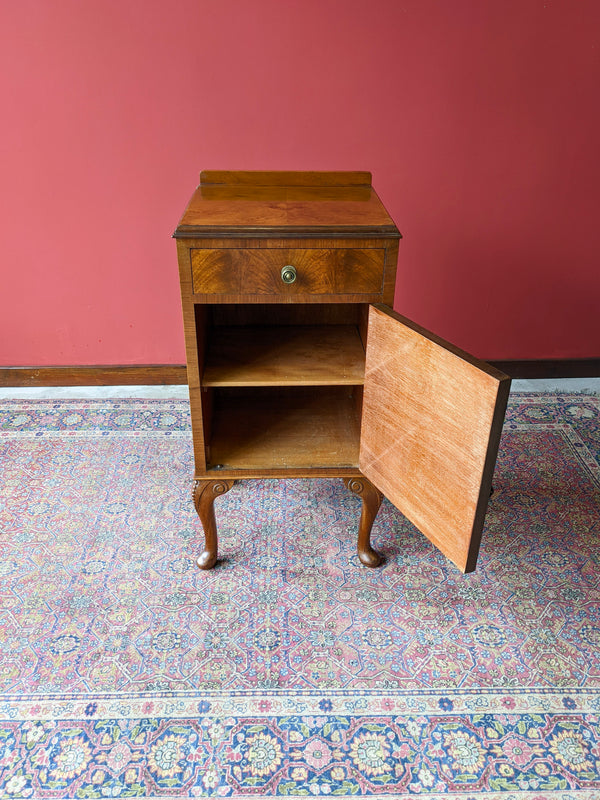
[[382, 238, 399, 306], [176, 240, 207, 473]]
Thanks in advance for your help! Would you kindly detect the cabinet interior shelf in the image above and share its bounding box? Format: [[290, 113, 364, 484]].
[[209, 387, 361, 469], [203, 325, 365, 387]]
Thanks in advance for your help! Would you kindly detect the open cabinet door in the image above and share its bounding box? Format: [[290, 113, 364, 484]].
[[359, 304, 511, 573]]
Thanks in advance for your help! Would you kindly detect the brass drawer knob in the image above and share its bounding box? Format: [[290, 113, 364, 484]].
[[281, 265, 297, 284]]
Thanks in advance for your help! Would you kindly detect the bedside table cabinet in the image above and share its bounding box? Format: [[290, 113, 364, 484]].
[[174, 171, 510, 574]]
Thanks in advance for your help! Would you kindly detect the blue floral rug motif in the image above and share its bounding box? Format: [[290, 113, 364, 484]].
[[0, 393, 599, 798]]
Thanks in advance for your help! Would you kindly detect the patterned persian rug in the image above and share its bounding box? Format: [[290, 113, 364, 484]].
[[0, 392, 599, 798]]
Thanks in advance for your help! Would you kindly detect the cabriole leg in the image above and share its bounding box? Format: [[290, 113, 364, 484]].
[[192, 479, 234, 570], [344, 477, 384, 568]]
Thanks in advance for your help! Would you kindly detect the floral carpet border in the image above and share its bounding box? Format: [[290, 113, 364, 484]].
[[2, 689, 600, 722], [2, 698, 599, 798], [2, 696, 599, 797], [0, 399, 191, 439], [3, 693, 600, 796]]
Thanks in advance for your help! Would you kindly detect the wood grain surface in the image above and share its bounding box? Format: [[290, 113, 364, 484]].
[[209, 387, 361, 470], [359, 305, 511, 573], [203, 325, 365, 386], [190, 247, 385, 295], [0, 365, 187, 386], [174, 172, 400, 237], [199, 171, 372, 187]]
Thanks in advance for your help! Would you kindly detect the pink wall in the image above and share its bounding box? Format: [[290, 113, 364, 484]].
[[1, 0, 599, 365]]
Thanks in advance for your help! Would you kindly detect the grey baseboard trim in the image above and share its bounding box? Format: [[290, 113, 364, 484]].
[[490, 359, 600, 379]]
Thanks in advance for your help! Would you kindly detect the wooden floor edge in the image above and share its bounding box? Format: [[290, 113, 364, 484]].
[[0, 365, 188, 387], [0, 360, 598, 387]]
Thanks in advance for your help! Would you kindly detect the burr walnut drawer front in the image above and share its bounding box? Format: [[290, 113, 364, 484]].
[[190, 248, 385, 295]]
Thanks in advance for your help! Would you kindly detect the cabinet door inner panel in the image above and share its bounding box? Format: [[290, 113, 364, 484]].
[[359, 304, 510, 573]]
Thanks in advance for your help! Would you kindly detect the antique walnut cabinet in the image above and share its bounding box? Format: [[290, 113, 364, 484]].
[[174, 171, 510, 574]]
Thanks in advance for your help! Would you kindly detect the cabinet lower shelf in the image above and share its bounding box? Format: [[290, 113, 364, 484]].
[[207, 386, 361, 470]]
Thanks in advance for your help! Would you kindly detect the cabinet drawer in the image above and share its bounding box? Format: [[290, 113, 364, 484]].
[[191, 248, 385, 295]]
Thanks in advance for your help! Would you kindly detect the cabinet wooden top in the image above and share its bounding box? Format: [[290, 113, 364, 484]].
[[174, 171, 401, 239]]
